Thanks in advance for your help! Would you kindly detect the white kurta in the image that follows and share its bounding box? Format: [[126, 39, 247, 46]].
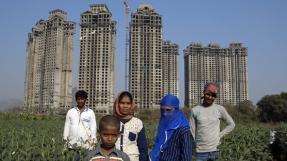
[[63, 107, 97, 149]]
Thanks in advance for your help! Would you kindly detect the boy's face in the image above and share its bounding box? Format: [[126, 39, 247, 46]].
[[119, 96, 132, 115], [99, 125, 119, 149], [76, 96, 87, 108]]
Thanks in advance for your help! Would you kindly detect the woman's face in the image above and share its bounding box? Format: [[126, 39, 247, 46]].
[[160, 107, 175, 111], [160, 106, 175, 118], [118, 96, 132, 115]]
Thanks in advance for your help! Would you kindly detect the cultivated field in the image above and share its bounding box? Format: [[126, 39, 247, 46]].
[[0, 112, 286, 161]]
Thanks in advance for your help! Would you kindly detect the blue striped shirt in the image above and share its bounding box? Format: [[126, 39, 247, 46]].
[[160, 126, 193, 161]]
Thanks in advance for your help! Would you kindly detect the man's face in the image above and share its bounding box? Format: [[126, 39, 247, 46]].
[[99, 126, 119, 149], [203, 92, 216, 106], [76, 96, 87, 108], [118, 96, 132, 115]]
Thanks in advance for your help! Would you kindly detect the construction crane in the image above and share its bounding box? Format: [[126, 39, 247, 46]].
[[124, 0, 130, 90]]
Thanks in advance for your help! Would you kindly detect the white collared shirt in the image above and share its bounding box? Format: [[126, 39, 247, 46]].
[[63, 106, 97, 149]]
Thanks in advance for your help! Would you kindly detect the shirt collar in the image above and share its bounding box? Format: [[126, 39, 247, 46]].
[[75, 106, 88, 112], [94, 145, 119, 157]]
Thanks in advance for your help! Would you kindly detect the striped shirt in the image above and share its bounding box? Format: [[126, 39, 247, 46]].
[[160, 126, 193, 161], [84, 145, 130, 161]]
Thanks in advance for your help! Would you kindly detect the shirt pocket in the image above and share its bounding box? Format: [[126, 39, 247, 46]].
[[128, 132, 137, 141], [82, 117, 91, 123]]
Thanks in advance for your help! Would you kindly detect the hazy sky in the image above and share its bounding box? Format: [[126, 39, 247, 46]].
[[0, 0, 286, 105]]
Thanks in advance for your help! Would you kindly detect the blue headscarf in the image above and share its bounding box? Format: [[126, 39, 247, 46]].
[[150, 95, 190, 161]]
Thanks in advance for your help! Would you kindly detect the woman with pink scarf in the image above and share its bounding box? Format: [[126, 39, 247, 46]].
[[113, 91, 149, 161]]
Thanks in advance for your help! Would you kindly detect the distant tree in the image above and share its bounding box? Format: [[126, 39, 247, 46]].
[[237, 100, 255, 113], [8, 106, 23, 112], [281, 92, 287, 100], [236, 100, 257, 121], [223, 101, 257, 122], [257, 92, 287, 122], [223, 103, 238, 120]]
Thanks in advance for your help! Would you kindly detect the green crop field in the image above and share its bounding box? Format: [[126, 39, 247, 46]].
[[0, 112, 286, 161]]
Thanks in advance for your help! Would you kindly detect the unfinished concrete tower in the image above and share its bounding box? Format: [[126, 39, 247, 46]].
[[24, 9, 75, 113], [129, 4, 163, 109], [162, 40, 179, 97], [184, 43, 249, 107], [78, 4, 116, 114]]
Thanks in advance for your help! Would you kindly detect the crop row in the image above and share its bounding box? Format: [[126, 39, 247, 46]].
[[0, 113, 286, 160]]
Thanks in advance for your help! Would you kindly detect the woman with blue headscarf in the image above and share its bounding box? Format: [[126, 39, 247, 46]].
[[150, 94, 193, 161]]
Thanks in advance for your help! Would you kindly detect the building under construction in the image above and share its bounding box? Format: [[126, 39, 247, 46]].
[[184, 43, 249, 107], [129, 4, 163, 109], [78, 4, 116, 114], [162, 40, 179, 97], [24, 10, 75, 113]]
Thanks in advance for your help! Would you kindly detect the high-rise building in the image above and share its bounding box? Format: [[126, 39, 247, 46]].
[[24, 9, 75, 113], [78, 4, 116, 114], [184, 43, 248, 107], [162, 40, 179, 97], [129, 4, 163, 109]]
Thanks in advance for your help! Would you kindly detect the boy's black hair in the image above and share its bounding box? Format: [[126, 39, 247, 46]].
[[118, 91, 133, 103], [75, 90, 88, 99], [99, 115, 120, 132]]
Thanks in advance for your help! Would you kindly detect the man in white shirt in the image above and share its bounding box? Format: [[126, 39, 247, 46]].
[[190, 82, 235, 161], [63, 90, 97, 150]]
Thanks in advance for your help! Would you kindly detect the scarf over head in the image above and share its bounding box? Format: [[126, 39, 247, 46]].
[[203, 82, 219, 97], [113, 91, 136, 120], [150, 94, 190, 161]]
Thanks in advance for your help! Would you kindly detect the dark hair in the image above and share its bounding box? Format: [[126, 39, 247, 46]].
[[99, 115, 120, 132], [75, 90, 88, 99], [118, 91, 133, 103]]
